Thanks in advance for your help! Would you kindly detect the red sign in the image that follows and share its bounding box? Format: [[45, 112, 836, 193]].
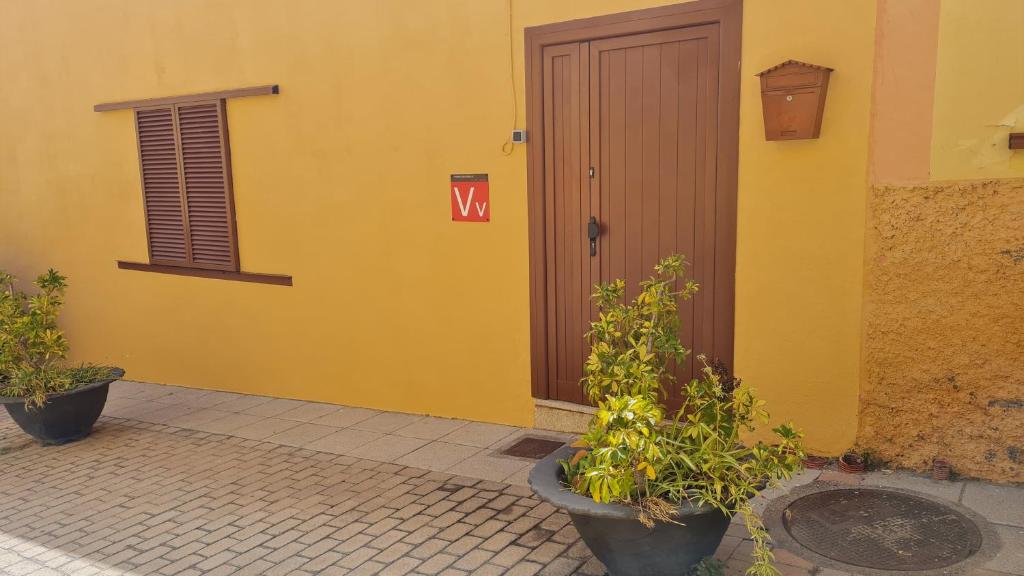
[[450, 174, 490, 222]]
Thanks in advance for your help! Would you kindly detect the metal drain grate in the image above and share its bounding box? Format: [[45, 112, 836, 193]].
[[500, 437, 565, 460], [783, 488, 982, 571]]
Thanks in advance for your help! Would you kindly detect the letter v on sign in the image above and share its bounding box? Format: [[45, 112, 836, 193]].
[[450, 174, 490, 222]]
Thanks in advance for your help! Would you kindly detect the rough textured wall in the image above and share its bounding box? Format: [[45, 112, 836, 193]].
[[859, 179, 1024, 482]]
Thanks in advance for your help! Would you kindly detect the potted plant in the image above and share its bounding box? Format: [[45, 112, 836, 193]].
[[801, 455, 829, 469], [529, 255, 804, 576], [838, 449, 865, 473], [0, 269, 122, 444]]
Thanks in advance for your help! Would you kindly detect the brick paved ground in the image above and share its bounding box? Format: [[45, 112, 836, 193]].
[[0, 416, 606, 576], [1, 381, 1021, 576]]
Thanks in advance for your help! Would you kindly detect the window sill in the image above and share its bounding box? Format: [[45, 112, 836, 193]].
[[117, 261, 292, 286]]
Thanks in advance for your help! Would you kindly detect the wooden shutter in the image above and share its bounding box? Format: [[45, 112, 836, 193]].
[[134, 100, 239, 271], [135, 107, 188, 264], [177, 101, 238, 269]]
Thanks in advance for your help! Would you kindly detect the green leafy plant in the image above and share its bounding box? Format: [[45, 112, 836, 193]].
[[562, 255, 805, 576], [0, 269, 114, 409]]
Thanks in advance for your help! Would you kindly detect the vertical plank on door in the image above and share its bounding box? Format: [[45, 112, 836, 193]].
[[542, 48, 560, 402], [675, 39, 700, 398], [695, 37, 715, 369], [657, 41, 684, 400], [579, 44, 595, 404], [558, 52, 570, 401], [595, 49, 610, 291], [564, 49, 582, 404], [623, 46, 644, 302], [703, 29, 729, 371], [543, 43, 590, 404], [641, 44, 661, 278], [608, 50, 626, 287]]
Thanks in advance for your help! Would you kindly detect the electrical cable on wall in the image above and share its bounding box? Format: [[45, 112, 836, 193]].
[[501, 0, 518, 156]]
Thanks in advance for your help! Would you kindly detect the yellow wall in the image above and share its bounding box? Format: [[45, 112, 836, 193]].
[[930, 0, 1024, 181], [735, 1, 876, 453], [867, 0, 1024, 185], [0, 0, 540, 427], [0, 0, 877, 452]]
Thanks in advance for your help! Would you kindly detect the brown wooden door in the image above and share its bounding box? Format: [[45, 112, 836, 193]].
[[535, 20, 735, 411]]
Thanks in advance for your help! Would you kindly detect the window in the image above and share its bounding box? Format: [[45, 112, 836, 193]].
[[96, 85, 290, 285]]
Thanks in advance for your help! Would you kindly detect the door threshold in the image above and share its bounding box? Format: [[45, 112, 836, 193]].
[[533, 398, 595, 434]]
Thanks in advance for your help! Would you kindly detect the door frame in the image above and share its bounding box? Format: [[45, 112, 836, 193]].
[[525, 0, 742, 400]]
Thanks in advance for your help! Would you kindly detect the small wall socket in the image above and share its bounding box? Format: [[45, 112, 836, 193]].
[[512, 129, 527, 144]]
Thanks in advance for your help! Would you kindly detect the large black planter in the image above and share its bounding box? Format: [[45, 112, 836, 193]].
[[0, 368, 124, 445], [530, 445, 732, 576]]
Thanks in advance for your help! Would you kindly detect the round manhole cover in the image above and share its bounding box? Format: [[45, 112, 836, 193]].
[[783, 488, 982, 571]]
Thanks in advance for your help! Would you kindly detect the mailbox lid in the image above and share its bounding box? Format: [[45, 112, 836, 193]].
[[756, 59, 834, 78], [763, 69, 824, 91]]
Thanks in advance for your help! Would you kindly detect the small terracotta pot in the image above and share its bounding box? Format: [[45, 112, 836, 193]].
[[802, 455, 829, 469], [933, 458, 951, 481], [839, 453, 865, 474]]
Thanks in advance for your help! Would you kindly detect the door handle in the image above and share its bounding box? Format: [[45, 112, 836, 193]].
[[587, 217, 600, 257]]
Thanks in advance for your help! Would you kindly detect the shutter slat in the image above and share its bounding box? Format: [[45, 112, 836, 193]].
[[135, 107, 187, 264], [177, 101, 237, 270], [186, 205, 228, 210]]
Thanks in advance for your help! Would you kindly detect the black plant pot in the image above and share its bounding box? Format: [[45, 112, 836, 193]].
[[529, 446, 732, 576], [0, 368, 124, 445]]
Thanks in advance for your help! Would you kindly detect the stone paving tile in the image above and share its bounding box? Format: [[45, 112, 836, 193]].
[[99, 398, 154, 419], [395, 417, 470, 441], [266, 422, 345, 447], [397, 441, 483, 472], [353, 411, 427, 433], [308, 427, 385, 455], [241, 397, 308, 417], [109, 381, 175, 401], [503, 466, 532, 487], [440, 422, 521, 448], [310, 406, 382, 428], [988, 525, 1024, 575], [165, 407, 234, 430], [222, 415, 299, 441], [963, 482, 1024, 528], [188, 410, 267, 435], [348, 434, 430, 462], [204, 391, 273, 412], [129, 402, 198, 424], [861, 470, 965, 502], [148, 386, 213, 407], [276, 401, 345, 422], [445, 452, 531, 483]]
